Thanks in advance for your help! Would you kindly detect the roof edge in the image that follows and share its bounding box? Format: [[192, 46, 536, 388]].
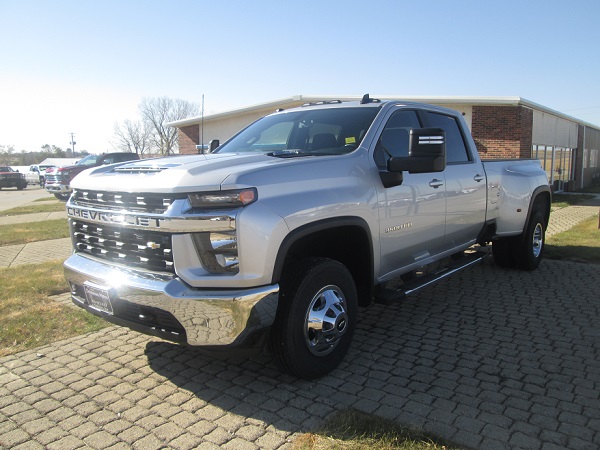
[[166, 95, 600, 130]]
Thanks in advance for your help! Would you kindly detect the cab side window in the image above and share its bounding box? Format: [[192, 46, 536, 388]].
[[374, 110, 421, 170], [426, 113, 471, 164]]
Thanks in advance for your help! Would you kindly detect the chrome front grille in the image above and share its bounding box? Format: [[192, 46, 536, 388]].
[[71, 220, 174, 273], [72, 189, 188, 213], [45, 174, 63, 183]]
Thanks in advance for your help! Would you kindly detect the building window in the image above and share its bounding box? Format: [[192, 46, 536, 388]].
[[531, 144, 575, 189], [554, 147, 573, 185], [533, 145, 546, 170], [583, 149, 589, 169], [545, 146, 554, 182]]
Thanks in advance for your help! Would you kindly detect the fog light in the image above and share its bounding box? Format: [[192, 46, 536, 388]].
[[192, 231, 238, 274]]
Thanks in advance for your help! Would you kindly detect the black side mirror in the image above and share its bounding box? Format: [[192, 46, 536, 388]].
[[388, 128, 446, 173], [209, 139, 220, 152]]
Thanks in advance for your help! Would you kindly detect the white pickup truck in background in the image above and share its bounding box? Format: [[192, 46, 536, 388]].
[[63, 96, 551, 379], [26, 164, 55, 186]]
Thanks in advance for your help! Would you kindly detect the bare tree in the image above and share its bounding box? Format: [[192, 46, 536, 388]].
[[139, 97, 200, 155], [0, 144, 15, 164], [112, 119, 152, 155]]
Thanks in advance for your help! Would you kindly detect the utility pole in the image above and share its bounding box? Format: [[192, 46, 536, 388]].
[[70, 132, 76, 156]]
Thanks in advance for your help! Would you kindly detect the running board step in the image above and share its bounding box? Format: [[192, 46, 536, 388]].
[[374, 250, 489, 305]]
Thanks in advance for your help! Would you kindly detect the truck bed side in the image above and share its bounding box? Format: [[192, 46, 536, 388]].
[[482, 159, 550, 236]]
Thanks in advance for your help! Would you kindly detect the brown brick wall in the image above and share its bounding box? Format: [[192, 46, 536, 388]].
[[178, 125, 199, 155], [472, 106, 533, 159]]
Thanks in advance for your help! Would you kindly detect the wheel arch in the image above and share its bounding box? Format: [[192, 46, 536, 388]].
[[527, 185, 552, 229], [272, 217, 374, 306]]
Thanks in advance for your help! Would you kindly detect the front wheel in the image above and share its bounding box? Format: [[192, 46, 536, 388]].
[[270, 258, 357, 379]]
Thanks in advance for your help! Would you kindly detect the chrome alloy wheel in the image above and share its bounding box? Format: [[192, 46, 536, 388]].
[[532, 222, 544, 258], [304, 285, 348, 356]]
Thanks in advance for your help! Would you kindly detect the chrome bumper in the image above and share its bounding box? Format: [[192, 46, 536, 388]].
[[45, 183, 71, 193], [64, 254, 279, 346]]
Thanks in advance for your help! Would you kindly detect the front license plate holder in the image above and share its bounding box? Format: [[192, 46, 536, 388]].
[[83, 282, 115, 315]]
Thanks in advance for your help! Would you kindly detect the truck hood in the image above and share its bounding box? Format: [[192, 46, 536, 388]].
[[53, 163, 88, 174], [70, 153, 302, 193]]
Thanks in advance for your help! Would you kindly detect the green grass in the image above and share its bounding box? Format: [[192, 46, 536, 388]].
[[0, 219, 69, 246], [33, 196, 60, 202], [577, 184, 600, 194], [0, 260, 108, 357], [0, 201, 65, 216], [545, 215, 600, 264], [551, 193, 595, 209], [293, 409, 462, 450]]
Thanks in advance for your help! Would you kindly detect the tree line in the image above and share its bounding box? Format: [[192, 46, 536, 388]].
[[0, 96, 199, 165], [0, 144, 89, 166]]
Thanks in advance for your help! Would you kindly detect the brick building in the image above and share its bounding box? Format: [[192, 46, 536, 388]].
[[167, 96, 600, 191]]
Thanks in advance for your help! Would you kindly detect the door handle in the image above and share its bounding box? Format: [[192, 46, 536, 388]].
[[429, 179, 444, 189], [474, 174, 485, 182]]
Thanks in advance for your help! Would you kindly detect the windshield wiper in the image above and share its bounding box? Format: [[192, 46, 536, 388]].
[[267, 149, 315, 158]]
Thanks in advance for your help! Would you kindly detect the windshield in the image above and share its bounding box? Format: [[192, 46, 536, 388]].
[[0, 166, 14, 172], [76, 154, 99, 166], [215, 107, 379, 156]]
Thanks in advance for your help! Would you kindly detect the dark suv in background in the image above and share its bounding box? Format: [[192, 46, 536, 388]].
[[45, 152, 139, 200], [0, 166, 27, 190]]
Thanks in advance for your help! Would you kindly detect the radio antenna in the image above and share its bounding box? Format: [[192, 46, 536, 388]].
[[200, 94, 205, 153]]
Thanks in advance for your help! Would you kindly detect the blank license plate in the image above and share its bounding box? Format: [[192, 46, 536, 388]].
[[84, 283, 114, 315]]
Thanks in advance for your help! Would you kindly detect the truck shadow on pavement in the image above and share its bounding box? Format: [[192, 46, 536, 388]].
[[143, 259, 600, 449]]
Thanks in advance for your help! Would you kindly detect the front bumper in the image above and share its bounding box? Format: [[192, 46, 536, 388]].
[[45, 183, 71, 194], [0, 178, 25, 188], [64, 254, 279, 346]]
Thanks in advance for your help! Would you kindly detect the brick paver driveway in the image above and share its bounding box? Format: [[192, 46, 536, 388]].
[[2, 258, 600, 449]]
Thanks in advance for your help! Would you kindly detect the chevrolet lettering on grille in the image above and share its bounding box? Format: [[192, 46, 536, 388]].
[[67, 206, 161, 228]]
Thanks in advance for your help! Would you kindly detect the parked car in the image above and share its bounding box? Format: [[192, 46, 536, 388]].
[[45, 152, 140, 200], [0, 166, 27, 190]]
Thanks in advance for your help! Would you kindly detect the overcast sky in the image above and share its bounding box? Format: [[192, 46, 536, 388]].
[[1, 0, 599, 154]]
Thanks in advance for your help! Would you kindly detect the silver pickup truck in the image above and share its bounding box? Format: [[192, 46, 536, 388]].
[[64, 98, 550, 379]]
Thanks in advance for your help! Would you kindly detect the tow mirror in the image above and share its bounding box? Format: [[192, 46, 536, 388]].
[[388, 128, 446, 173]]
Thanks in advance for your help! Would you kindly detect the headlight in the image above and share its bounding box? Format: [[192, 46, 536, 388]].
[[192, 231, 239, 274], [188, 188, 257, 209]]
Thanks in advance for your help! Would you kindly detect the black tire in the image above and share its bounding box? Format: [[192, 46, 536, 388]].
[[17, 181, 26, 190], [514, 209, 546, 271], [492, 236, 517, 268], [270, 257, 357, 379]]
